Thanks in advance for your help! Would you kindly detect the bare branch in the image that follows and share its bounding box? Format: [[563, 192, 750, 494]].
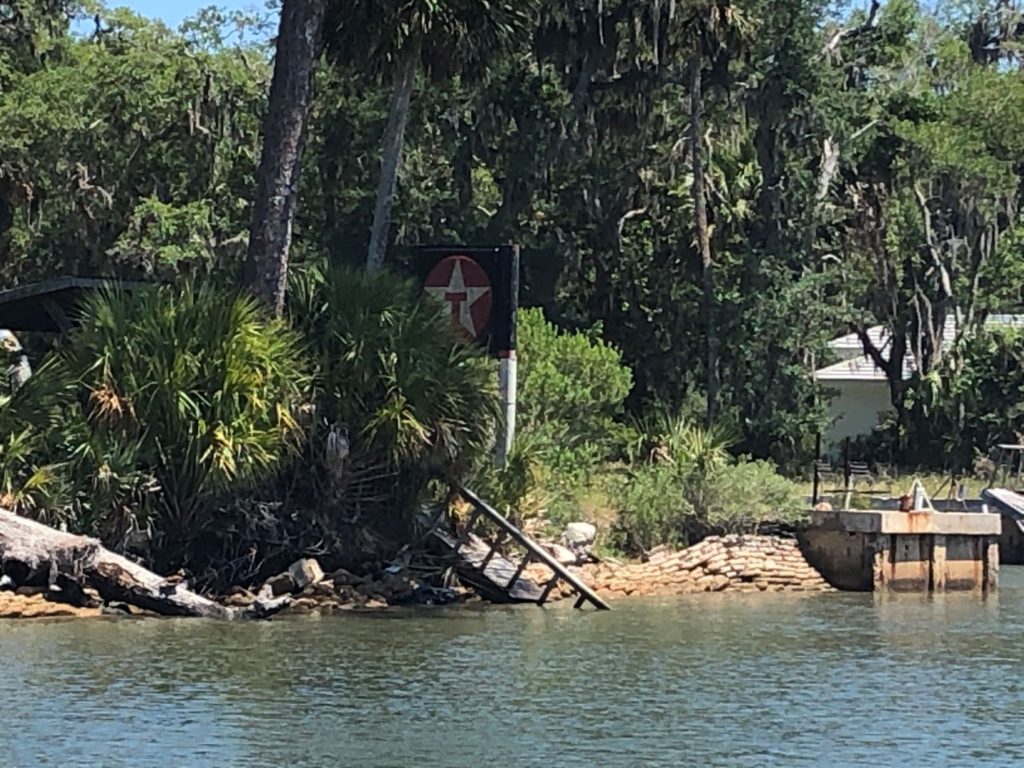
[[616, 207, 647, 241], [913, 181, 954, 300], [823, 0, 881, 58]]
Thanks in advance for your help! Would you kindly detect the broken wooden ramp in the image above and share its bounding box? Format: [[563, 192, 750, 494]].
[[432, 487, 610, 610], [432, 528, 546, 603]]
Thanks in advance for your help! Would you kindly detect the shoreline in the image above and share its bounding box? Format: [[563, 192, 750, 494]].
[[0, 533, 832, 620]]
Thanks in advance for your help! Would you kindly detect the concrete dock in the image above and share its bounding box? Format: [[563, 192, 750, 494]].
[[800, 509, 1000, 593]]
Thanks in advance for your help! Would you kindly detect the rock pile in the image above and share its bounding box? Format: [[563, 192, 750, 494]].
[[235, 558, 463, 614], [539, 521, 598, 566], [526, 534, 832, 600]]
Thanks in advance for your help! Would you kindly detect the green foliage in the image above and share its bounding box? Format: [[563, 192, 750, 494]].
[[613, 418, 803, 553], [517, 308, 633, 477], [0, 4, 267, 283], [906, 327, 1024, 473], [471, 429, 549, 527], [64, 283, 308, 550], [324, 0, 534, 82], [7, 0, 1024, 563], [288, 264, 499, 529], [0, 356, 79, 516], [612, 462, 691, 553]]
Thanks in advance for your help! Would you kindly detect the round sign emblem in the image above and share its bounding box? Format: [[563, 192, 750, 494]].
[[423, 255, 493, 341]]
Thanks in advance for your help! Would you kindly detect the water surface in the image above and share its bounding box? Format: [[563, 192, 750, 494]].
[[4, 571, 1024, 767]]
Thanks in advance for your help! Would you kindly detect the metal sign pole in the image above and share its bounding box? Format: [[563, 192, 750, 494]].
[[496, 245, 520, 469], [497, 352, 517, 468]]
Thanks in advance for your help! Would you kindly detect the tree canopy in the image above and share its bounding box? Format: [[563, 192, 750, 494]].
[[4, 0, 1024, 471]]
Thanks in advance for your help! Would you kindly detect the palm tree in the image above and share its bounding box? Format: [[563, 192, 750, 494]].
[[676, 1, 753, 424], [324, 0, 532, 273], [245, 0, 326, 316]]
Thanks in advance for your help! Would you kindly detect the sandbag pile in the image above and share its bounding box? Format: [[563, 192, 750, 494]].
[[527, 534, 832, 600]]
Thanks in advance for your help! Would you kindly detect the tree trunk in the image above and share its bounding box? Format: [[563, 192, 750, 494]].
[[690, 55, 718, 424], [245, 0, 326, 316], [0, 509, 290, 619], [366, 39, 420, 274]]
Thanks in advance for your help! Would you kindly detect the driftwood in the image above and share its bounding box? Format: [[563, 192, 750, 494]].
[[0, 509, 289, 619]]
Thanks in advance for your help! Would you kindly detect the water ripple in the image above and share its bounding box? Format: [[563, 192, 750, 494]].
[[4, 572, 1024, 767]]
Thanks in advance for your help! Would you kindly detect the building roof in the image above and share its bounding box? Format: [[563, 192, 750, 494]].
[[0, 277, 148, 333], [815, 315, 1024, 383]]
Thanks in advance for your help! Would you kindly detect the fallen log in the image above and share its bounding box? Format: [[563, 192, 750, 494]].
[[0, 508, 289, 619]]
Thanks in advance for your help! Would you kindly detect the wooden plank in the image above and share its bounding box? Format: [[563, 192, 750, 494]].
[[504, 554, 531, 590], [983, 488, 1024, 533], [432, 528, 544, 602], [459, 486, 611, 610], [478, 533, 507, 571], [536, 576, 560, 606]]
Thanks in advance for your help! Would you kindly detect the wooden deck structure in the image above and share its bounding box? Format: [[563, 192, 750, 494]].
[[0, 277, 149, 333], [432, 487, 610, 610], [982, 488, 1024, 565]]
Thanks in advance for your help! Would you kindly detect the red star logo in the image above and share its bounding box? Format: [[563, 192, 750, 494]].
[[423, 256, 493, 340]]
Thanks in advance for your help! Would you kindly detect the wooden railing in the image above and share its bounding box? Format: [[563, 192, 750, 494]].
[[459, 486, 610, 611]]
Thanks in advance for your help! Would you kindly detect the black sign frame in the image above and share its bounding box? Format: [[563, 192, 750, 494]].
[[413, 245, 519, 356]]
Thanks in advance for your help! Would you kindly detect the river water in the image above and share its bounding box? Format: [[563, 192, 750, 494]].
[[4, 571, 1024, 768]]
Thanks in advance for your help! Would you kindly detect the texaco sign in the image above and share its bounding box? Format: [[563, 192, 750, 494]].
[[423, 255, 494, 342], [415, 246, 519, 355]]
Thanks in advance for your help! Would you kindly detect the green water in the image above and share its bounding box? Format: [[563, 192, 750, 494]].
[[4, 571, 1024, 767]]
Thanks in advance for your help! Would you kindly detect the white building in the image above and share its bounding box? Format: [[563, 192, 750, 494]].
[[814, 316, 1024, 450]]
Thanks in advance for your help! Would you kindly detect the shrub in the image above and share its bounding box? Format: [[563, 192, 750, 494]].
[[0, 355, 80, 517], [516, 308, 632, 484], [612, 462, 691, 552], [471, 429, 551, 528], [699, 459, 804, 533], [65, 283, 308, 559], [288, 264, 499, 534], [613, 418, 804, 553]]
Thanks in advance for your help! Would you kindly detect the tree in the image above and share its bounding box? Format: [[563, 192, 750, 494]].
[[245, 0, 325, 315], [324, 0, 532, 272], [826, 1, 1024, 451], [0, 6, 269, 284], [680, 1, 753, 424]]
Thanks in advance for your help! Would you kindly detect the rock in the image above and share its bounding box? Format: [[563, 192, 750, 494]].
[[223, 589, 257, 608], [0, 574, 14, 591], [545, 543, 578, 566], [361, 598, 389, 610], [101, 602, 133, 616], [263, 572, 296, 597], [560, 522, 597, 556], [287, 558, 324, 590], [356, 580, 383, 598], [328, 568, 364, 587], [310, 581, 337, 598], [412, 586, 458, 605]]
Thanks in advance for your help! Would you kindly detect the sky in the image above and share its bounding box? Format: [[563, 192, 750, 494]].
[[110, 1, 271, 30]]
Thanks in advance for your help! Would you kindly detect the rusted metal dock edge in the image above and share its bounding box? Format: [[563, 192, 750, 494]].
[[459, 487, 611, 610]]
